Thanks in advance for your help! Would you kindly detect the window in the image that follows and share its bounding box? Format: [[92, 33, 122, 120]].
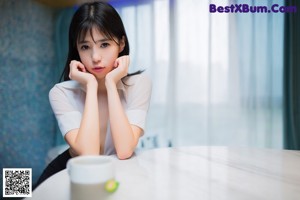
[[113, 0, 284, 149]]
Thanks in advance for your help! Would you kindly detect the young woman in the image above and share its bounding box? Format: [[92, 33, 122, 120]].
[[35, 1, 151, 188]]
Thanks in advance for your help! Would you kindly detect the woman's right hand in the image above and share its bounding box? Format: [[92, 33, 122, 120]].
[[69, 60, 97, 87]]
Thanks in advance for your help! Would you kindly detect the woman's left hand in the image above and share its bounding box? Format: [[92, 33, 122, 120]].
[[106, 55, 130, 85]]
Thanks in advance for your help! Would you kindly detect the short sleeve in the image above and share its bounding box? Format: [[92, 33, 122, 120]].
[[125, 74, 152, 132], [49, 85, 82, 137]]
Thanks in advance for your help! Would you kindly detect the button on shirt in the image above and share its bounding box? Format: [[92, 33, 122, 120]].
[[49, 74, 152, 155]]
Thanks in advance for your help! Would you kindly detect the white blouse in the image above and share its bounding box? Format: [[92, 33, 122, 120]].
[[49, 74, 152, 155]]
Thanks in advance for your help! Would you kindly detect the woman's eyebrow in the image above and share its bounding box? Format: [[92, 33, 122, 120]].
[[78, 38, 111, 44], [95, 38, 111, 43]]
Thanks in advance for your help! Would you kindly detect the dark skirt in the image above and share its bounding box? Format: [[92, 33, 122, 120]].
[[34, 148, 72, 190]]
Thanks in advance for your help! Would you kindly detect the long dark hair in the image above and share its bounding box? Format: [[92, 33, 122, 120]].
[[60, 1, 143, 82]]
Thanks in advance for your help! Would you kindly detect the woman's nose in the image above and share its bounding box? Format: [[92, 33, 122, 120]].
[[92, 50, 101, 63]]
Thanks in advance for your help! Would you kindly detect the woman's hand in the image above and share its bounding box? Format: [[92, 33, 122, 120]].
[[69, 60, 97, 87], [106, 56, 130, 85]]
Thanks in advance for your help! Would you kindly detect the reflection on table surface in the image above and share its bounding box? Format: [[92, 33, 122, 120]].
[[29, 146, 300, 200]]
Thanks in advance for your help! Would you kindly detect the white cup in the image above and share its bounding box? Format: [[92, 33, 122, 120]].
[[67, 156, 115, 200]]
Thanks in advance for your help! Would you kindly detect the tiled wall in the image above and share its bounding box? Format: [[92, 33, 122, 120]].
[[0, 0, 57, 186]]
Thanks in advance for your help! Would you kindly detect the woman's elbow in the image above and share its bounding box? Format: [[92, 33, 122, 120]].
[[73, 145, 100, 156], [117, 150, 133, 160]]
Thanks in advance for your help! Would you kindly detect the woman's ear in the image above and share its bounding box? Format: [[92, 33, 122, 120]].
[[119, 36, 125, 53]]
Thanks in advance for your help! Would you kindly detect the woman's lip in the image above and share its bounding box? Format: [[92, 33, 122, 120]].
[[93, 66, 104, 69], [92, 67, 105, 72]]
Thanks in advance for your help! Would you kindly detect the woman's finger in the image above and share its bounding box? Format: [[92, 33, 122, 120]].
[[76, 61, 86, 72], [126, 56, 129, 69], [69, 60, 87, 80], [114, 58, 119, 68]]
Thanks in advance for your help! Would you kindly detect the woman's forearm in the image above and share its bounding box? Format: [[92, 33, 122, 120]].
[[74, 82, 101, 155], [106, 80, 137, 159]]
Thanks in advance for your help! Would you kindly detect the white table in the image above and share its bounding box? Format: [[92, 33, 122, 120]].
[[28, 146, 300, 200]]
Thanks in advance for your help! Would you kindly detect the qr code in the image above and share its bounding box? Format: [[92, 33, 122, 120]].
[[3, 168, 32, 198]]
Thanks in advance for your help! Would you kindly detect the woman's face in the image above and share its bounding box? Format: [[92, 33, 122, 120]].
[[77, 27, 124, 80]]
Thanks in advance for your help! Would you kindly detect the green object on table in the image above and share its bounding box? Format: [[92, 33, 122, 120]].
[[105, 179, 119, 193]]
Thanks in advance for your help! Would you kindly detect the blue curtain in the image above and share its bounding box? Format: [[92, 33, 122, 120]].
[[53, 7, 76, 145], [0, 0, 56, 186], [283, 0, 300, 150]]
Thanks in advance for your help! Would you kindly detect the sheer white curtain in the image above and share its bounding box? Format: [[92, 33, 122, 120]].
[[113, 0, 284, 149]]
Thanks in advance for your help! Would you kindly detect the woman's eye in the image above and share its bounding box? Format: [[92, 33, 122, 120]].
[[100, 43, 109, 48], [80, 45, 89, 50]]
